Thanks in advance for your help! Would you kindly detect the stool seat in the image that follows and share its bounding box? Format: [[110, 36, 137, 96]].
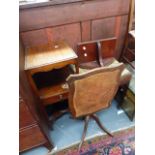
[[67, 63, 125, 152], [71, 57, 132, 86]]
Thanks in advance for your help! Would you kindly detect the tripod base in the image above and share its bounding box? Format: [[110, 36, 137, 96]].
[[78, 114, 113, 152]]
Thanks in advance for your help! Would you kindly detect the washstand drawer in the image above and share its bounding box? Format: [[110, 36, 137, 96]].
[[42, 92, 68, 105], [19, 125, 46, 152]]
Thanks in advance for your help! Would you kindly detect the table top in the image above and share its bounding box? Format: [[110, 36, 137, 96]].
[[25, 41, 77, 70]]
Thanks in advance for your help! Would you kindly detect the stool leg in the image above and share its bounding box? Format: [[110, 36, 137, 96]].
[[91, 114, 113, 137], [78, 115, 90, 152]]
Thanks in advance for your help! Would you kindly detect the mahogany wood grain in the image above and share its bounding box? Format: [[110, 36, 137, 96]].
[[77, 41, 98, 64], [20, 0, 130, 32], [91, 15, 128, 59], [81, 21, 91, 42], [20, 0, 130, 60], [20, 15, 128, 59], [21, 23, 82, 51], [46, 23, 81, 51], [20, 29, 49, 48], [77, 38, 116, 65], [25, 41, 78, 71], [92, 17, 116, 40], [28, 59, 78, 75]]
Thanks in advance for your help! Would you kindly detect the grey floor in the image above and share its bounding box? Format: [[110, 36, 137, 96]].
[[21, 100, 135, 155]]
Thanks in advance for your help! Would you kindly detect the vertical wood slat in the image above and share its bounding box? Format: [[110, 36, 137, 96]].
[[115, 15, 128, 58], [81, 21, 91, 42], [128, 0, 135, 31], [114, 16, 122, 38]]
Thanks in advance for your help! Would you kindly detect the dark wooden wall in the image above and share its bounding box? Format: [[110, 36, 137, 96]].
[[20, 0, 130, 59]]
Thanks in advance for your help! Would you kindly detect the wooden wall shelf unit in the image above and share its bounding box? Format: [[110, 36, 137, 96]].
[[25, 41, 79, 106], [77, 37, 117, 69]]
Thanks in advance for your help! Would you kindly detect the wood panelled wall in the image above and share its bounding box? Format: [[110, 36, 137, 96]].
[[20, 0, 130, 59]]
